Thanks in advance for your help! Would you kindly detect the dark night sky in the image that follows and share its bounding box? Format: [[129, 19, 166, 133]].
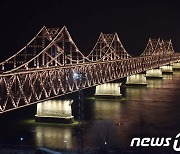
[[0, 0, 180, 61]]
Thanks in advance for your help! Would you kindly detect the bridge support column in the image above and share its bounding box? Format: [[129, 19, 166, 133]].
[[173, 61, 180, 70], [146, 68, 163, 79], [35, 100, 74, 123], [160, 65, 173, 74], [95, 83, 122, 98], [126, 74, 147, 86]]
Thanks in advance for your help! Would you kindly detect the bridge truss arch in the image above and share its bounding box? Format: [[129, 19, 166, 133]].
[[0, 26, 180, 113]]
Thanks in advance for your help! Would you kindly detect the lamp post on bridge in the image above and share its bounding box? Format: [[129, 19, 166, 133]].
[[20, 137, 24, 153], [64, 140, 67, 149], [73, 71, 86, 153]]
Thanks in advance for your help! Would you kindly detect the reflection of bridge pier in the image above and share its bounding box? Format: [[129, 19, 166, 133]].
[[146, 68, 163, 79], [35, 100, 74, 123], [35, 126, 73, 149], [95, 83, 122, 98], [126, 74, 147, 86]]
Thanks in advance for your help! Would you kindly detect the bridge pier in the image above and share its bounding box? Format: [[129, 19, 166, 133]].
[[173, 61, 180, 70], [160, 65, 173, 74], [126, 74, 147, 86], [95, 83, 122, 98], [146, 68, 163, 79], [35, 99, 74, 123]]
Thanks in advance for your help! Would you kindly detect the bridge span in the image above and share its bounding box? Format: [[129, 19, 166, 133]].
[[0, 26, 180, 113]]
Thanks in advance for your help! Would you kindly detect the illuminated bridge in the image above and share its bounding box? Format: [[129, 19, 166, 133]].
[[0, 26, 180, 113]]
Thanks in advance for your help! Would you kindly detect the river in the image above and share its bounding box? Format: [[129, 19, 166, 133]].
[[1, 71, 180, 153]]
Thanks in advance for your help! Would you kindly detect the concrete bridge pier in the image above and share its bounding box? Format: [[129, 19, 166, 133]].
[[126, 74, 147, 86], [95, 83, 122, 98], [173, 61, 180, 70], [146, 68, 163, 79], [160, 65, 173, 74], [35, 99, 74, 123]]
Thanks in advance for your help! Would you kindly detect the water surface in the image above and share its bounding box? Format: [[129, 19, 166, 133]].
[[1, 72, 180, 152]]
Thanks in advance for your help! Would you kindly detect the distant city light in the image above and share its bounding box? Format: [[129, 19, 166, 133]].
[[73, 71, 82, 80], [73, 72, 79, 79]]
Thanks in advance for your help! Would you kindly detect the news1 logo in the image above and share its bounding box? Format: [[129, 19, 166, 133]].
[[130, 133, 180, 151]]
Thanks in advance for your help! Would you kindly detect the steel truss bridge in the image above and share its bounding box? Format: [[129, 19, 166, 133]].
[[0, 26, 180, 113]]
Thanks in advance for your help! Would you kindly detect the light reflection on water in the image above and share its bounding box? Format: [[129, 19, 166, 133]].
[[1, 73, 180, 151], [147, 79, 163, 88], [34, 126, 76, 149]]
